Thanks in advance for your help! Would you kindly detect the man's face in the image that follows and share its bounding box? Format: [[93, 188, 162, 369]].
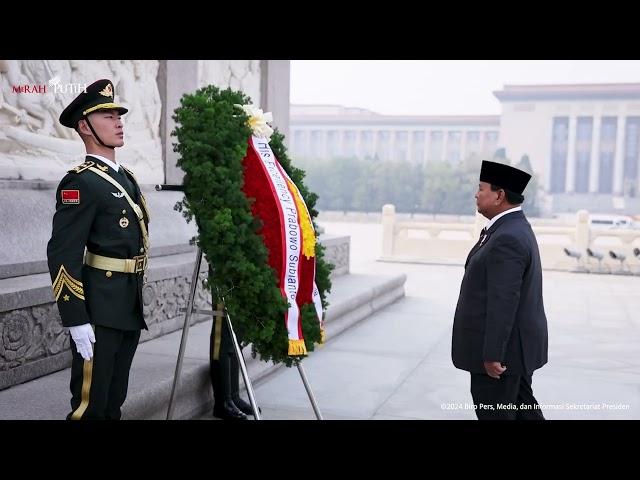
[[475, 181, 499, 219], [80, 109, 124, 147]]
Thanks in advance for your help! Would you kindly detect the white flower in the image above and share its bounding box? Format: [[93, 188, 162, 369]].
[[234, 103, 274, 141]]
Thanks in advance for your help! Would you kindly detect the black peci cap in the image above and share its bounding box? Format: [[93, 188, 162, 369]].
[[479, 160, 531, 194]]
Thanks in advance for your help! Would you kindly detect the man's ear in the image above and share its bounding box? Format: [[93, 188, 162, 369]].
[[77, 118, 90, 136]]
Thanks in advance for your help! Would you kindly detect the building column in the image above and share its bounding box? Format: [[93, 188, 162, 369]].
[[159, 60, 200, 185], [423, 129, 430, 167], [335, 129, 343, 158], [407, 130, 414, 164], [341, 130, 348, 158], [589, 116, 601, 193], [321, 129, 328, 160], [565, 116, 577, 193], [544, 129, 553, 194], [260, 60, 290, 146], [355, 129, 362, 159], [305, 130, 312, 159], [442, 130, 449, 163], [390, 129, 397, 162], [613, 115, 626, 195], [372, 129, 379, 160], [324, 130, 330, 159], [460, 130, 468, 163]]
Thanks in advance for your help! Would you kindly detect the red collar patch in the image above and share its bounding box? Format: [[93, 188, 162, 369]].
[[61, 189, 80, 204]]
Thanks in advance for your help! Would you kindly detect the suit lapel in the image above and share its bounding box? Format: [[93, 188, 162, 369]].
[[464, 211, 525, 267], [465, 233, 488, 267]]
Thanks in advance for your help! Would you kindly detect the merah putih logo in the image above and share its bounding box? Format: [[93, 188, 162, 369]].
[[10, 76, 87, 94], [48, 76, 87, 94], [11, 83, 47, 94]]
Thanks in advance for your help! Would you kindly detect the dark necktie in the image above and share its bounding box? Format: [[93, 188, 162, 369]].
[[478, 227, 487, 244], [465, 227, 488, 267]]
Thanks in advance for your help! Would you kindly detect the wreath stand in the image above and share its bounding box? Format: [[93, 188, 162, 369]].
[[157, 184, 323, 421]]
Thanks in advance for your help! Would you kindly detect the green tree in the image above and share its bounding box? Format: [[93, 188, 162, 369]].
[[293, 152, 545, 217], [420, 160, 478, 214], [493, 148, 507, 161], [516, 154, 540, 216]]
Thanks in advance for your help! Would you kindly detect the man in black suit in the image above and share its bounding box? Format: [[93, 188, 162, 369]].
[[452, 160, 548, 420]]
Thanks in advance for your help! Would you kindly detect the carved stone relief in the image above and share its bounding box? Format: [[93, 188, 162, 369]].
[[0, 60, 163, 183]]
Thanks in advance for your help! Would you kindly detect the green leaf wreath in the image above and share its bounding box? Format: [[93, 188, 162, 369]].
[[172, 85, 333, 367]]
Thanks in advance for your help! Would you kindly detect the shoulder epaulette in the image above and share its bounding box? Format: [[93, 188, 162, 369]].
[[121, 165, 137, 181], [68, 160, 95, 174]]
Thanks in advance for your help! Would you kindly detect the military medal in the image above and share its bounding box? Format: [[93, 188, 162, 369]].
[[119, 217, 129, 228]]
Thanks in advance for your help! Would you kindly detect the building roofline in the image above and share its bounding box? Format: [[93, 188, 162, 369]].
[[291, 103, 376, 109], [290, 104, 500, 125], [291, 116, 500, 126], [494, 83, 640, 101]]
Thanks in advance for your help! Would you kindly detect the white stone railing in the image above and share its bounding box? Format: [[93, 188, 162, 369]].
[[381, 204, 640, 272]]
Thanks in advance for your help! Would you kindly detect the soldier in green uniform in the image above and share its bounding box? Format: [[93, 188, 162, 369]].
[[47, 79, 151, 420]]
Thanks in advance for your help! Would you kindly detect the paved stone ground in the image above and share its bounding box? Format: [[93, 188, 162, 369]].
[[202, 221, 640, 420]]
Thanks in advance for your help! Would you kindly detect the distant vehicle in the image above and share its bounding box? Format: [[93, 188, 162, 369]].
[[589, 214, 637, 229]]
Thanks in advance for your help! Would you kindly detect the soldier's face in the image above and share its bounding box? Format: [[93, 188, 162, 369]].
[[87, 109, 124, 147]]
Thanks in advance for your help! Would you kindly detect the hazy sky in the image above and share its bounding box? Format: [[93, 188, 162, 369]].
[[290, 60, 640, 116]]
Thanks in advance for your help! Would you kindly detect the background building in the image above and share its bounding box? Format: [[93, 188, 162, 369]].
[[495, 83, 640, 214], [290, 83, 640, 215], [290, 104, 499, 166]]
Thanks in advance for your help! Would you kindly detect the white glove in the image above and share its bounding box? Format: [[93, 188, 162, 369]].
[[69, 324, 96, 361]]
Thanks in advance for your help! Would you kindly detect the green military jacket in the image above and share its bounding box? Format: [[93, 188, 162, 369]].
[[47, 155, 150, 331]]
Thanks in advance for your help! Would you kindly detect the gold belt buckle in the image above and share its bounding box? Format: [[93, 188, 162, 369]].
[[133, 255, 147, 273]]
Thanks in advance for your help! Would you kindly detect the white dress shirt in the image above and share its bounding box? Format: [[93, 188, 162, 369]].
[[87, 154, 120, 172], [485, 206, 522, 232]]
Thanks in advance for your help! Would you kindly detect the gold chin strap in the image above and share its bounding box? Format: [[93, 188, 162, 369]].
[[86, 166, 150, 252]]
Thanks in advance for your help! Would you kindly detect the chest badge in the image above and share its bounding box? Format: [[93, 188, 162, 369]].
[[112, 192, 125, 198], [119, 217, 130, 228]]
